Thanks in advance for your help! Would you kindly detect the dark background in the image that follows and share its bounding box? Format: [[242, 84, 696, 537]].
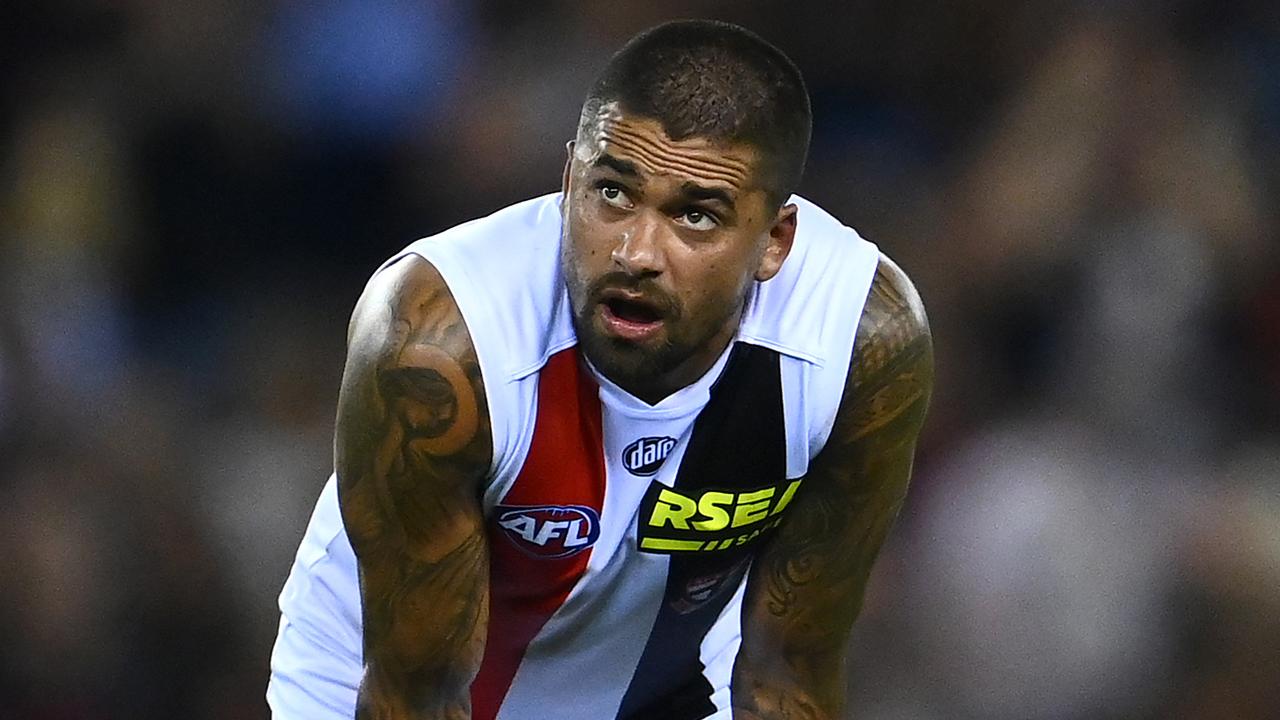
[[1, 1, 1277, 718]]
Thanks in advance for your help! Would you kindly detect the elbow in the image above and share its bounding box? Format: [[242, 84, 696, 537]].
[[732, 666, 842, 720], [358, 661, 474, 719]]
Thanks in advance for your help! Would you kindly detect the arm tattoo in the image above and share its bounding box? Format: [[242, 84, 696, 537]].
[[734, 259, 934, 719], [336, 259, 492, 720], [763, 276, 930, 618]]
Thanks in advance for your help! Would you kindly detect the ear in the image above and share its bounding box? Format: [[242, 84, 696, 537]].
[[754, 203, 797, 282], [561, 140, 575, 196]]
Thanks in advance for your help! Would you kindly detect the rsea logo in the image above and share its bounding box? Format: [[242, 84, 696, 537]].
[[494, 504, 601, 558], [637, 479, 803, 554], [622, 436, 677, 476]]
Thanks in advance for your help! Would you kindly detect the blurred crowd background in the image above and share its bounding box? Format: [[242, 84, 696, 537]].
[[2, 1, 1277, 718]]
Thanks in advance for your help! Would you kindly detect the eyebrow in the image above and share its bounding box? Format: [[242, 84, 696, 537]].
[[679, 181, 736, 209], [592, 153, 639, 177], [591, 152, 739, 210]]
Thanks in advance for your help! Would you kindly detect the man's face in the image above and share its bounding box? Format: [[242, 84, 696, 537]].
[[560, 103, 796, 401]]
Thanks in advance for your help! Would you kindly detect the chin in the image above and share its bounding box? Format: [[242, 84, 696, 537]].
[[581, 335, 650, 378], [578, 329, 676, 387]]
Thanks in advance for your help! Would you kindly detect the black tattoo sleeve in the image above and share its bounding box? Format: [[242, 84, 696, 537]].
[[732, 256, 934, 720], [335, 257, 493, 720]]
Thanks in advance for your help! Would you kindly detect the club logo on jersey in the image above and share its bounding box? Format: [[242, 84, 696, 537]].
[[495, 504, 601, 558], [670, 557, 751, 614], [636, 478, 803, 554], [622, 436, 677, 476]]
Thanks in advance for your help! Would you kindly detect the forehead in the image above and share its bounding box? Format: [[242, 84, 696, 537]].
[[575, 103, 759, 190]]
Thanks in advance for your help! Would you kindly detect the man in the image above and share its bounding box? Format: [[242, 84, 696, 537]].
[[269, 19, 932, 720]]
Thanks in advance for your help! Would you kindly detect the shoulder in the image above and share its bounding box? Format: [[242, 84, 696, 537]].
[[388, 193, 575, 380], [346, 254, 475, 368], [841, 253, 933, 439], [851, 254, 931, 384], [338, 254, 492, 471]]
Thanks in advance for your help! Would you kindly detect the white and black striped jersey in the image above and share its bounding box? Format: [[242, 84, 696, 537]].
[[268, 193, 880, 720]]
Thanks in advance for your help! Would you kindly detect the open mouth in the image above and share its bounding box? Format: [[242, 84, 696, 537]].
[[598, 293, 666, 341], [605, 297, 663, 324]]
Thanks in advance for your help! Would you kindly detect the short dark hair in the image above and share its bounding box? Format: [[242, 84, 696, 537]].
[[580, 20, 812, 208]]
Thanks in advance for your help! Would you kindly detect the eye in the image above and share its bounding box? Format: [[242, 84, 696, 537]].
[[597, 182, 632, 209], [677, 208, 718, 231]]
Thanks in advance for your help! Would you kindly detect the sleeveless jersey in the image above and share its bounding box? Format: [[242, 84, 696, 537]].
[[268, 193, 881, 720]]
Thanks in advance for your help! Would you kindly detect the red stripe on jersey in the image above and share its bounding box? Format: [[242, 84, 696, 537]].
[[470, 348, 605, 720]]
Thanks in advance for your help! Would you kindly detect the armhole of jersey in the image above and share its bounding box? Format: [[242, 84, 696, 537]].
[[806, 244, 881, 457], [373, 244, 520, 488], [771, 240, 882, 478]]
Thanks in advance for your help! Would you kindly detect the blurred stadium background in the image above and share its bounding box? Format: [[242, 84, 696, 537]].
[[1, 1, 1277, 718]]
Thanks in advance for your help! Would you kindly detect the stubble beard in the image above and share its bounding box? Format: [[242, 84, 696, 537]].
[[569, 299, 681, 391], [560, 230, 752, 398], [569, 284, 748, 398], [561, 245, 682, 392]]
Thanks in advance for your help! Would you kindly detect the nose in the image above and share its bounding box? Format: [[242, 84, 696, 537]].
[[611, 213, 664, 277]]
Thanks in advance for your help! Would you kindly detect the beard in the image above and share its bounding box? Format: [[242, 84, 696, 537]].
[[559, 223, 754, 398], [568, 270, 687, 389], [573, 312, 684, 389], [567, 271, 750, 398]]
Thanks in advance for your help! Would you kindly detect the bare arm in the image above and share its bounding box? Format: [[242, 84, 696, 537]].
[[335, 256, 492, 720], [732, 256, 934, 719]]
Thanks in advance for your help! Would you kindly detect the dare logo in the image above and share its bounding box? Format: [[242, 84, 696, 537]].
[[622, 436, 677, 476], [494, 504, 601, 558]]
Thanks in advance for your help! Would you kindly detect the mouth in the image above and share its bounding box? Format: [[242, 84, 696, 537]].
[[597, 292, 666, 342]]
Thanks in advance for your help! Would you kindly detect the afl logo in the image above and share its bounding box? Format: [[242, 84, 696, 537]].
[[623, 436, 677, 476], [495, 504, 601, 558]]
